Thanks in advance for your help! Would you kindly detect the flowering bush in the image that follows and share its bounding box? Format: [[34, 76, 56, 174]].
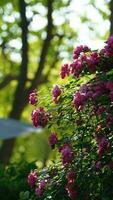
[[27, 36, 113, 200]]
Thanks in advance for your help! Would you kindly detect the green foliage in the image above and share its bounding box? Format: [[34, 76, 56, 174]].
[[0, 162, 36, 200]]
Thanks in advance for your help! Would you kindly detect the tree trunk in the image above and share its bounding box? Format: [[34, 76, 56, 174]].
[[0, 0, 29, 165]]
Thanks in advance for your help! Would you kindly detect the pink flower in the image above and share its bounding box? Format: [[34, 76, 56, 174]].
[[66, 187, 77, 200], [32, 107, 49, 127], [48, 133, 58, 149], [52, 85, 61, 104], [87, 52, 100, 73], [29, 89, 37, 106], [73, 45, 90, 59], [60, 144, 73, 166], [104, 35, 113, 56], [39, 180, 46, 190], [35, 187, 43, 197], [35, 180, 46, 197], [106, 114, 113, 125], [66, 181, 77, 200], [106, 81, 113, 91], [96, 124, 102, 132], [91, 82, 106, 100], [66, 169, 77, 199], [96, 137, 110, 157], [67, 170, 76, 182], [70, 60, 83, 77], [60, 64, 70, 79], [73, 92, 86, 111], [93, 105, 105, 116], [80, 84, 89, 94], [27, 171, 37, 187]]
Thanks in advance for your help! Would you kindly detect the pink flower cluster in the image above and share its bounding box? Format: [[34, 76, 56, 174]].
[[106, 81, 113, 102], [73, 91, 87, 111], [60, 36, 113, 79], [104, 35, 113, 56], [66, 170, 77, 200], [106, 114, 113, 126], [60, 45, 91, 78], [32, 107, 49, 127], [29, 89, 37, 106], [48, 133, 58, 149], [59, 144, 73, 166], [73, 45, 90, 59], [70, 60, 83, 78], [73, 80, 113, 112], [27, 171, 37, 187], [96, 136, 110, 157], [28, 170, 46, 198], [86, 52, 100, 73], [52, 85, 61, 104], [93, 105, 105, 116], [35, 180, 46, 198], [60, 64, 70, 79]]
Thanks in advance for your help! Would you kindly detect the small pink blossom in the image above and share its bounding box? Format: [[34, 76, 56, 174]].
[[48, 133, 58, 149], [66, 180, 77, 200], [39, 180, 46, 190], [29, 89, 37, 106], [104, 35, 113, 56], [66, 187, 77, 200], [73, 45, 90, 59], [52, 85, 61, 104], [96, 137, 110, 157], [80, 84, 89, 94], [73, 92, 86, 111], [27, 171, 37, 187], [93, 105, 105, 116], [32, 107, 49, 127], [96, 124, 102, 132], [87, 52, 100, 73], [70, 60, 83, 77], [35, 180, 46, 197], [60, 64, 70, 79], [35, 187, 43, 197], [67, 170, 76, 182], [106, 81, 113, 91], [91, 82, 106, 100], [106, 114, 113, 125], [60, 144, 73, 166]]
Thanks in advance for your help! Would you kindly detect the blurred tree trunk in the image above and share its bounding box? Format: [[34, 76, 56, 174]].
[[0, 0, 54, 165], [110, 0, 113, 35], [0, 0, 29, 165]]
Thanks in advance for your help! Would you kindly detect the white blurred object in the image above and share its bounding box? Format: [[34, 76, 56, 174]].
[[0, 118, 40, 139]]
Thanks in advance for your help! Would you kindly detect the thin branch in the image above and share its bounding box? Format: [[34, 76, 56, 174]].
[[0, 75, 18, 90], [0, 75, 32, 90], [29, 0, 54, 89]]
